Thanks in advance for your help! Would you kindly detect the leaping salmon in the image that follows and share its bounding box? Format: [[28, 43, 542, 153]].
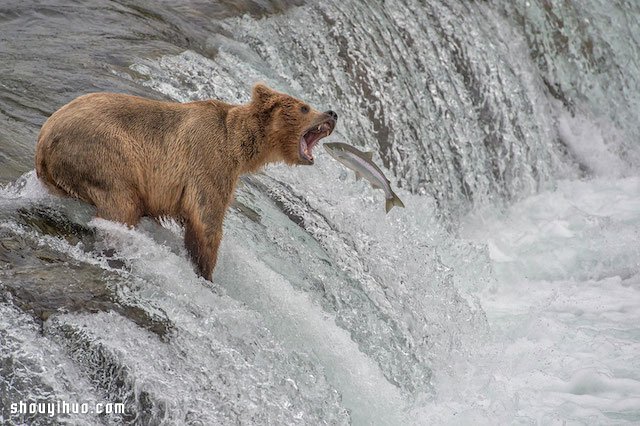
[[323, 142, 405, 213]]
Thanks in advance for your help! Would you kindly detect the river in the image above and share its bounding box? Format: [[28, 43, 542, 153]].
[[1, 1, 639, 424]]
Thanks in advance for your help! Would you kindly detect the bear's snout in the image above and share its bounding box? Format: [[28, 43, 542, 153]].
[[324, 110, 338, 122]]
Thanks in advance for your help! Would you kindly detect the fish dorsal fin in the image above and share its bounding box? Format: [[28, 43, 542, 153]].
[[363, 151, 375, 160]]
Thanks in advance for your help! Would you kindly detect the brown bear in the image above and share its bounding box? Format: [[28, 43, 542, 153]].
[[35, 84, 337, 279]]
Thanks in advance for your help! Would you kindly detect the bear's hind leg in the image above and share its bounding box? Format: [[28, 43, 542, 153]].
[[91, 188, 144, 227]]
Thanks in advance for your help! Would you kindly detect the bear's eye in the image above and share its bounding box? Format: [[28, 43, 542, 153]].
[[300, 105, 310, 114]]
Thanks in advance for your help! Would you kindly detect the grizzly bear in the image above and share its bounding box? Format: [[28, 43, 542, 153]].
[[35, 84, 337, 279]]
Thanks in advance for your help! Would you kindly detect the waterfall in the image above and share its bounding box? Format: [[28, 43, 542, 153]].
[[2, 0, 639, 424]]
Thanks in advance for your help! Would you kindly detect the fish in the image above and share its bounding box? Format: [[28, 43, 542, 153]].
[[323, 142, 405, 213]]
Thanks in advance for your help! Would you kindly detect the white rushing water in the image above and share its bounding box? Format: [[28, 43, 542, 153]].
[[124, 0, 640, 422], [466, 176, 640, 423], [2, 0, 640, 424]]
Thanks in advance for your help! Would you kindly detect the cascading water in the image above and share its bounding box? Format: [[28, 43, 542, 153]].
[[131, 0, 575, 216], [1, 0, 639, 424]]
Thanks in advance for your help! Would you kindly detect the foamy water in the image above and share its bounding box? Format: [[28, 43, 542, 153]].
[[463, 177, 640, 423], [2, 0, 640, 424]]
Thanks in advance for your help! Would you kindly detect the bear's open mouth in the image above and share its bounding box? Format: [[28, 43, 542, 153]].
[[299, 120, 335, 164]]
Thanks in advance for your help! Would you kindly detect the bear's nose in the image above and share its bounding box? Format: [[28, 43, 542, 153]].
[[325, 110, 338, 121]]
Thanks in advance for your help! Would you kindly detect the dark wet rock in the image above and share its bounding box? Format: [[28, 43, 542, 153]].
[[16, 205, 95, 247], [230, 199, 262, 224], [0, 227, 173, 340]]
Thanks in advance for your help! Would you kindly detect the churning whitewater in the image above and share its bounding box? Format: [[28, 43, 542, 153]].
[[1, 0, 639, 424]]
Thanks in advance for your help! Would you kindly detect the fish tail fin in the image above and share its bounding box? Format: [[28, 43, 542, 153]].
[[385, 191, 405, 213]]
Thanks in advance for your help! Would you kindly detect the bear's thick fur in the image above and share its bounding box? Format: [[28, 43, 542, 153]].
[[35, 84, 337, 279]]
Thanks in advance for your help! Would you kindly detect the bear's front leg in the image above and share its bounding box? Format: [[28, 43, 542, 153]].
[[182, 190, 228, 280]]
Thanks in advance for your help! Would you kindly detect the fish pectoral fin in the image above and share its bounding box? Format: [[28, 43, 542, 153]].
[[354, 172, 362, 181], [364, 151, 375, 160]]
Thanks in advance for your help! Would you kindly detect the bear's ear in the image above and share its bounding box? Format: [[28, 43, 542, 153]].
[[251, 83, 275, 104]]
